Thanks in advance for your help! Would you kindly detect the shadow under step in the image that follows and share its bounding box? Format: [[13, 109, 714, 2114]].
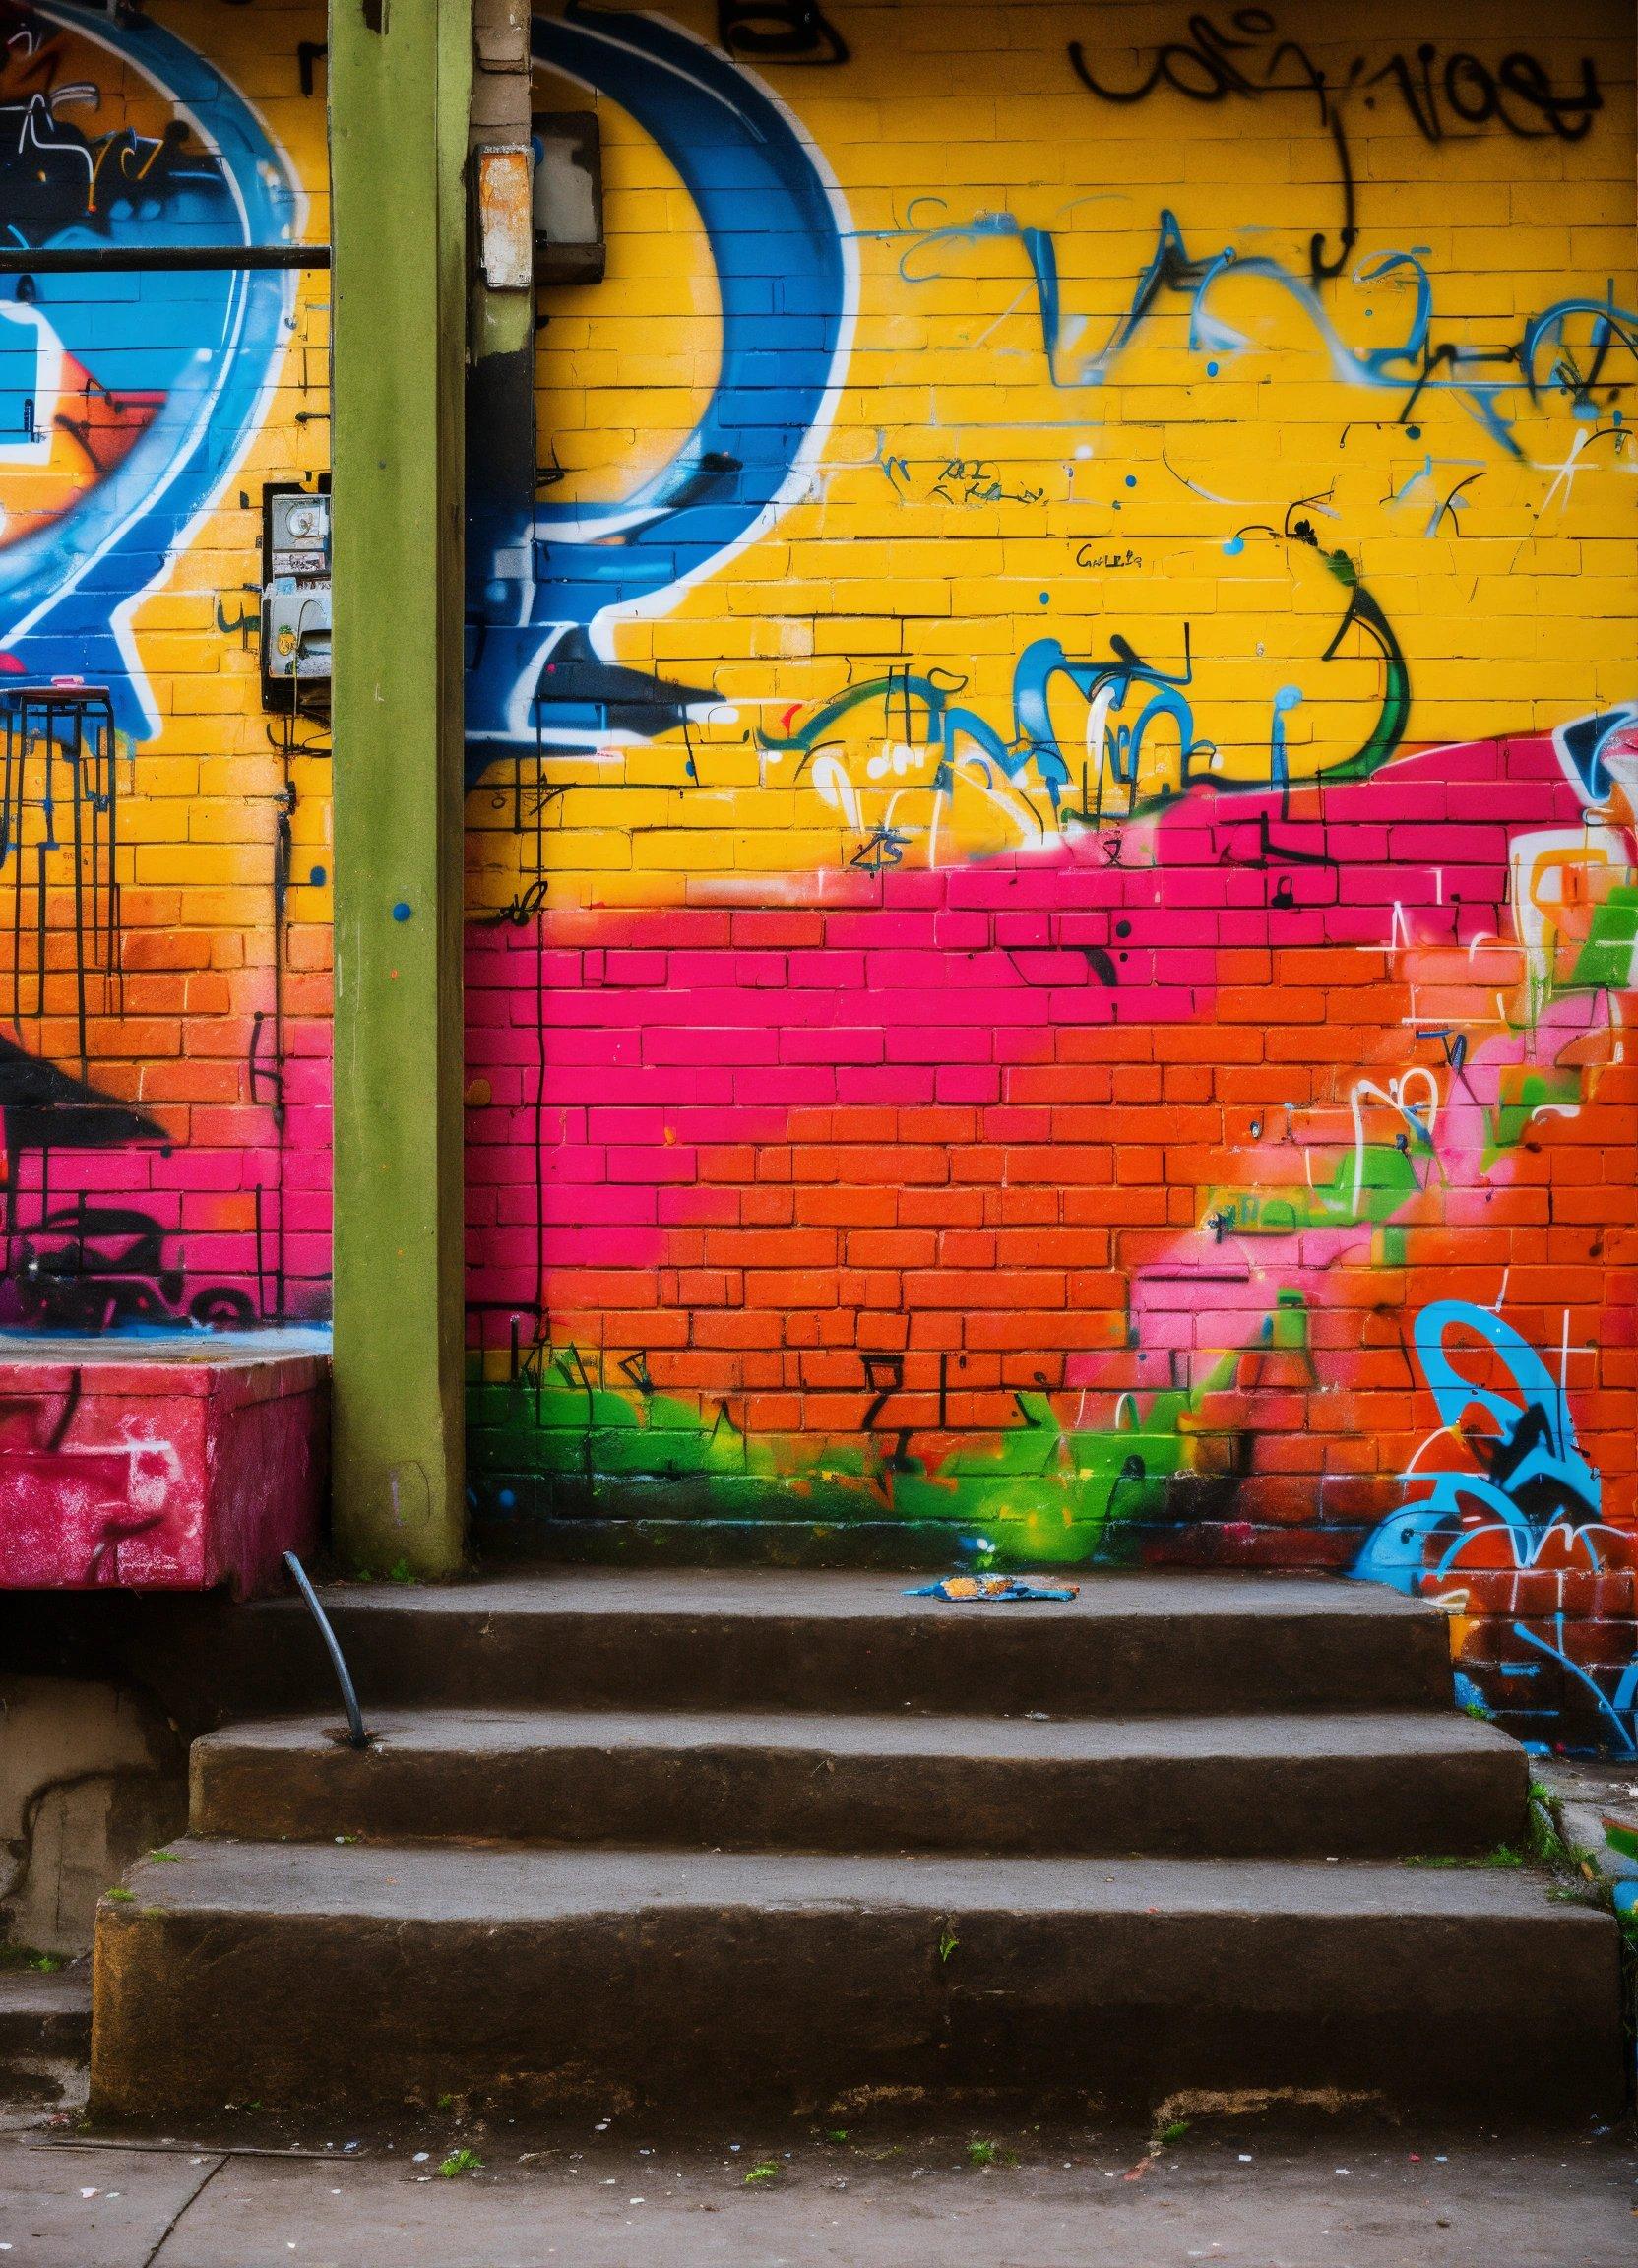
[[0, 1971, 92, 2106]]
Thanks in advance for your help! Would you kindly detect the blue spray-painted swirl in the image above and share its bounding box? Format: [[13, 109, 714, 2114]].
[[1354, 1299, 1602, 1595], [465, 5, 850, 770], [0, 4, 298, 739]]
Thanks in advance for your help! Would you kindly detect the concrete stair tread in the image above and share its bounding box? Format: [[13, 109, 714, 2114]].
[[0, 1971, 92, 2028], [191, 1705, 1527, 1859], [298, 1569, 1431, 1623], [201, 1703, 1520, 1765], [94, 1836, 1621, 2120], [211, 1568, 1451, 1721], [114, 1837, 1594, 1925]]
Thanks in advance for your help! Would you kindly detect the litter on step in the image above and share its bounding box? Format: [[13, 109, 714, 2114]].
[[905, 1575, 1080, 1604]]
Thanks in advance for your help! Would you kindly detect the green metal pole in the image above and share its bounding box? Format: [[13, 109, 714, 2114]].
[[329, 0, 472, 1574]]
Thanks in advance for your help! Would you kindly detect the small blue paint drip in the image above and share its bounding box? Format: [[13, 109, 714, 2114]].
[[498, 1487, 516, 1510], [1039, 590, 1050, 605], [1573, 398, 1598, 421], [685, 757, 697, 780], [1270, 683, 1302, 793], [1124, 473, 1137, 488], [1406, 424, 1421, 440], [392, 901, 412, 922], [1205, 360, 1219, 376], [1112, 499, 1121, 510], [309, 864, 327, 888], [1614, 409, 1625, 426], [1222, 535, 1244, 556]]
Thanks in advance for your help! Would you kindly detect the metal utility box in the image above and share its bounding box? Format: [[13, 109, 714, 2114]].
[[261, 482, 332, 713], [533, 111, 604, 284]]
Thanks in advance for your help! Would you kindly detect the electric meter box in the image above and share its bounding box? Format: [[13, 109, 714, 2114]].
[[261, 480, 332, 712]]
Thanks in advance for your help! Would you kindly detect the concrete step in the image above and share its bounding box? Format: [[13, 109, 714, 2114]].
[[189, 1706, 1529, 1859], [0, 1970, 92, 2106], [195, 1571, 1456, 1723], [90, 1840, 1623, 2122]]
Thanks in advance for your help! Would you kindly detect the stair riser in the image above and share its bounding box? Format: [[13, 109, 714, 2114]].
[[220, 1605, 1456, 1719], [0, 1989, 91, 2109], [92, 1902, 1622, 2121], [189, 1744, 1528, 1859]]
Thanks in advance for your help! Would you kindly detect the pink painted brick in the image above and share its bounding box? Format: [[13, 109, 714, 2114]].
[[824, 913, 939, 950], [606, 1146, 699, 1183], [728, 1068, 837, 1106], [837, 1065, 937, 1103], [936, 1064, 1003, 1103], [644, 1028, 781, 1066], [788, 951, 867, 989], [783, 1028, 885, 1064]]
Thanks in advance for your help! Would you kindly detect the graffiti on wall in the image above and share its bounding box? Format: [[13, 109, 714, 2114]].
[[1359, 1299, 1637, 1755], [0, 1, 333, 1334], [1067, 12, 1605, 286], [463, 0, 1638, 1748], [465, 3, 853, 771]]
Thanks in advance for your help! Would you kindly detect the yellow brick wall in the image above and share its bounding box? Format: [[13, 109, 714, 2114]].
[[469, 0, 1637, 915]]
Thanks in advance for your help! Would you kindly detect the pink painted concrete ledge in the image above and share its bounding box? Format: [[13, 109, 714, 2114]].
[[0, 1328, 330, 1597]]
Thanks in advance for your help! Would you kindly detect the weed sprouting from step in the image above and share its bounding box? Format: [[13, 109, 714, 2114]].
[[1406, 1790, 1611, 1890], [1461, 1699, 1494, 1720], [937, 1923, 959, 1963], [103, 1887, 135, 1903], [1125, 2107, 1193, 2179], [438, 2149, 484, 2178], [1526, 1783, 1605, 1882], [1403, 1847, 1526, 1871], [147, 1849, 183, 1863], [0, 1943, 63, 1972], [743, 2160, 780, 2185], [965, 2138, 1019, 2168]]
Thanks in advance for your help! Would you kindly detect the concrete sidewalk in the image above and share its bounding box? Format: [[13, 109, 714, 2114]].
[[1, 2120, 1634, 2267]]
